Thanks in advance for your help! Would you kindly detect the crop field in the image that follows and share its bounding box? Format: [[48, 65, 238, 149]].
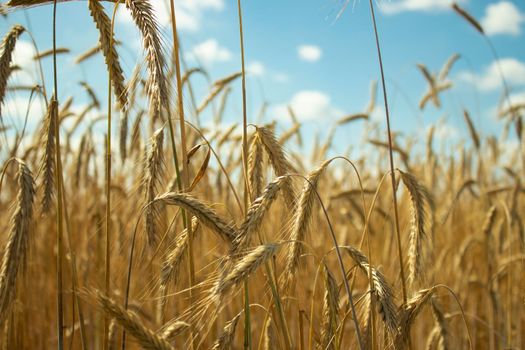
[[0, 0, 523, 349]]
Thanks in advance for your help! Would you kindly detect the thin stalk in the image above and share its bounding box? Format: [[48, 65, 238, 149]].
[[367, 0, 408, 305], [52, 1, 65, 349], [61, 182, 87, 350], [168, 3, 195, 349], [263, 263, 292, 349], [103, 4, 119, 350], [237, 1, 252, 348]]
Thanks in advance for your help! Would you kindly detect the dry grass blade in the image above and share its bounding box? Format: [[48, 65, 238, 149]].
[[0, 158, 35, 324], [94, 291, 174, 350], [188, 146, 211, 192], [399, 170, 434, 288], [462, 110, 480, 150], [211, 313, 241, 350], [282, 161, 328, 289], [438, 53, 460, 81], [79, 81, 101, 109], [143, 127, 165, 246], [452, 3, 484, 34], [39, 98, 57, 214], [33, 47, 69, 60], [87, 0, 127, 110], [0, 25, 24, 115], [156, 192, 237, 245], [337, 113, 369, 126]]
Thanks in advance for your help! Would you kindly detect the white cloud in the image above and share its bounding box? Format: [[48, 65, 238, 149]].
[[370, 105, 385, 122], [189, 39, 231, 66], [273, 73, 289, 83], [457, 58, 525, 91], [247, 61, 265, 76], [499, 139, 520, 163], [3, 95, 45, 125], [434, 121, 458, 140], [481, 1, 524, 36], [117, 0, 224, 31], [380, 0, 465, 15], [273, 90, 343, 121], [297, 45, 322, 62], [12, 40, 35, 69], [508, 90, 525, 105]]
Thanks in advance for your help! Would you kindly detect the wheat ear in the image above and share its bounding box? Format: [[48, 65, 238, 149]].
[[0, 25, 25, 116], [0, 158, 35, 324], [156, 192, 237, 245], [143, 127, 165, 246], [211, 313, 241, 350], [95, 291, 174, 350], [282, 161, 329, 289], [39, 98, 57, 213], [399, 170, 434, 288], [87, 0, 127, 110]]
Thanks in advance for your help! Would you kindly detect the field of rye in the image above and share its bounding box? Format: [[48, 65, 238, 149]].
[[0, 0, 523, 349]]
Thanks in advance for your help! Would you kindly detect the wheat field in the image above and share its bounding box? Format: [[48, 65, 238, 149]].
[[0, 0, 523, 349]]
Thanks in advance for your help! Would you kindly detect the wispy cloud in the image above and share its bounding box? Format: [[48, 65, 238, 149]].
[[188, 39, 232, 66], [273, 90, 343, 121], [457, 58, 525, 91], [247, 61, 265, 76], [481, 1, 524, 36], [117, 0, 224, 31], [380, 0, 465, 15], [297, 45, 322, 63]]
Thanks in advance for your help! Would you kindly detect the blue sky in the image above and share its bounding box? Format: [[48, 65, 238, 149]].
[[1, 0, 525, 159]]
